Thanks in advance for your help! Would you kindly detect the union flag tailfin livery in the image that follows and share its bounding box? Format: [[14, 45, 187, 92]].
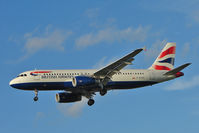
[[9, 42, 191, 106], [149, 42, 176, 71]]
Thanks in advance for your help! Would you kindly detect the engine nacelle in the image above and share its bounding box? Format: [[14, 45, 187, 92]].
[[55, 92, 82, 103], [72, 76, 99, 87]]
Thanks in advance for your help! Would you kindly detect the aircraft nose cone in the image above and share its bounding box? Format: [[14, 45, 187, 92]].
[[9, 79, 17, 88], [9, 79, 14, 87], [9, 78, 24, 89]]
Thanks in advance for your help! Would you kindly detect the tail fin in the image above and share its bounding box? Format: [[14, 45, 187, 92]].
[[149, 42, 176, 71]]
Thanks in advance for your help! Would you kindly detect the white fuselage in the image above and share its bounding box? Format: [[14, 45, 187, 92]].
[[9, 69, 176, 93]]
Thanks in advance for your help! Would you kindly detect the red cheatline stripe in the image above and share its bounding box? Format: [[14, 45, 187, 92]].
[[159, 46, 176, 59], [153, 65, 171, 71], [31, 71, 51, 74]]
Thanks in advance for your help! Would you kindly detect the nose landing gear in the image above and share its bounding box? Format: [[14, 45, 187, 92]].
[[34, 89, 38, 101]]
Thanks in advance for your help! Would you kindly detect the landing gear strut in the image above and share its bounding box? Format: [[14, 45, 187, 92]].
[[34, 89, 38, 101], [100, 89, 107, 96], [99, 83, 107, 96], [87, 99, 95, 106]]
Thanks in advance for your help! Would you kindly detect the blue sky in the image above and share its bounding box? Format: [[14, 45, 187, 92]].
[[1, 0, 199, 132]]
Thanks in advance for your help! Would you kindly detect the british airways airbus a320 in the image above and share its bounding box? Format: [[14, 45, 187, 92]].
[[9, 43, 191, 106]]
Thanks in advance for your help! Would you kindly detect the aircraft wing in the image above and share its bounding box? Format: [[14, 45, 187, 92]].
[[93, 48, 143, 79]]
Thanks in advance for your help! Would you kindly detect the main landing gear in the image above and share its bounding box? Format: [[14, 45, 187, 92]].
[[99, 82, 107, 96], [85, 92, 95, 106], [87, 99, 95, 106], [87, 89, 107, 106], [34, 89, 38, 101], [100, 89, 107, 96]]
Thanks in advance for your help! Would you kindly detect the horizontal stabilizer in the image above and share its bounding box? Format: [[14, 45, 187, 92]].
[[164, 63, 191, 75]]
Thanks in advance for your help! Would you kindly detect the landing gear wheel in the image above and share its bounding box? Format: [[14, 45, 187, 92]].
[[34, 96, 38, 101], [34, 89, 38, 102], [87, 99, 95, 106], [100, 89, 107, 96]]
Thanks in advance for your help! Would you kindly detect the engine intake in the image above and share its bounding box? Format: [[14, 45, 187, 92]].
[[56, 93, 82, 103], [72, 76, 99, 87]]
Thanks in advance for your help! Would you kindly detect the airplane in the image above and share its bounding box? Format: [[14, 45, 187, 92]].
[[9, 42, 191, 106]]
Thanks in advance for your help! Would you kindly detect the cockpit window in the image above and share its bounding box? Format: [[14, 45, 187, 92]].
[[17, 74, 27, 77]]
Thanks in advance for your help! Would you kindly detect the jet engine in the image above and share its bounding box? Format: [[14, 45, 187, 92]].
[[72, 76, 99, 87], [55, 92, 82, 103]]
